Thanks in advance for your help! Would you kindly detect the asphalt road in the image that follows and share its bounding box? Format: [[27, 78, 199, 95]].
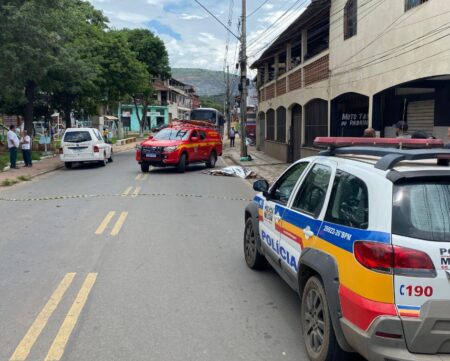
[[0, 151, 365, 361]]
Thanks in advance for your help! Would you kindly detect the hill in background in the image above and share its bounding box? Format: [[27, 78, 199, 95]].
[[172, 68, 239, 97]]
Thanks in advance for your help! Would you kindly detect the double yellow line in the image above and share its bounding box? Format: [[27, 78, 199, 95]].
[[9, 273, 97, 361], [135, 173, 149, 181], [95, 211, 128, 236]]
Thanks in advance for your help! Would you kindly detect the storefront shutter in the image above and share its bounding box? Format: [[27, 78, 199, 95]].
[[407, 100, 435, 136]]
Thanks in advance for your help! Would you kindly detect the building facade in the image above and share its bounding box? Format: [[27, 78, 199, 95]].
[[118, 78, 199, 132], [253, 0, 450, 162]]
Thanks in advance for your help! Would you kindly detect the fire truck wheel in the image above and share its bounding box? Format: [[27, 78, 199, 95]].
[[141, 163, 150, 173], [177, 153, 187, 173], [206, 151, 217, 168]]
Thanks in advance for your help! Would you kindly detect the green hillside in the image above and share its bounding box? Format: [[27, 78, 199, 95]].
[[172, 68, 239, 97]]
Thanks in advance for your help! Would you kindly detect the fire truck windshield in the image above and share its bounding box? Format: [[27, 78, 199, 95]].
[[154, 129, 189, 141]]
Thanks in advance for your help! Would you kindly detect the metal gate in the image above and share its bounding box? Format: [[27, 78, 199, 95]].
[[290, 105, 302, 161], [407, 100, 435, 136], [258, 113, 265, 152]]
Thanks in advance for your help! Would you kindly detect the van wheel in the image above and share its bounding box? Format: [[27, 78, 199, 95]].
[[177, 153, 187, 173], [141, 163, 150, 173], [301, 276, 347, 361], [108, 150, 113, 163], [244, 218, 267, 270], [206, 151, 217, 168], [65, 162, 73, 169]]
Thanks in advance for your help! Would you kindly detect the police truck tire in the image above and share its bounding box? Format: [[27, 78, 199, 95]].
[[301, 276, 347, 361], [206, 151, 217, 168], [177, 153, 187, 173], [141, 163, 150, 173], [65, 162, 73, 169], [244, 218, 267, 270]]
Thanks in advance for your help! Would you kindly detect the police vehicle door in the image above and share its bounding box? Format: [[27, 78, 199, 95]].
[[281, 162, 334, 279], [260, 162, 310, 268]]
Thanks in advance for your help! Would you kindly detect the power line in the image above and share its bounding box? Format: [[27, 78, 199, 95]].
[[247, 0, 271, 18], [193, 0, 240, 40]]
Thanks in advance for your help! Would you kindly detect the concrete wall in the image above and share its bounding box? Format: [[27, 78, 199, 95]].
[[265, 140, 289, 163], [329, 0, 450, 100]]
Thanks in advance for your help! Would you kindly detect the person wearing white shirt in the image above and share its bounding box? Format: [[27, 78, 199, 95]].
[[21, 129, 32, 167], [7, 124, 20, 169]]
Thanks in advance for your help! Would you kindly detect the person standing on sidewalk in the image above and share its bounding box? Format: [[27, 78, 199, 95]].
[[229, 127, 236, 147], [21, 129, 32, 167], [7, 125, 20, 169]]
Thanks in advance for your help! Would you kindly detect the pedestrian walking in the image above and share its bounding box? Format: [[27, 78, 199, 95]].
[[229, 126, 236, 147], [7, 125, 20, 169], [21, 129, 32, 167]]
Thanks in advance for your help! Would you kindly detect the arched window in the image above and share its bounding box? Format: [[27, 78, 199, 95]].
[[344, 0, 357, 40], [405, 0, 428, 11], [276, 107, 286, 143]]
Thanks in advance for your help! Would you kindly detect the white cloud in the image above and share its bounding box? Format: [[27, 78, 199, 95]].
[[179, 13, 205, 20], [88, 0, 310, 70]]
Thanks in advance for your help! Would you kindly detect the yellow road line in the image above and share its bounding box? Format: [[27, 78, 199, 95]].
[[9, 273, 76, 361], [95, 211, 116, 235], [142, 174, 149, 181], [135, 174, 142, 181], [131, 187, 141, 198], [44, 273, 97, 361], [122, 187, 133, 197], [110, 212, 128, 236]]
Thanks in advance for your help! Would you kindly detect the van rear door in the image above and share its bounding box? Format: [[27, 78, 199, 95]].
[[63, 131, 93, 158], [392, 179, 450, 355]]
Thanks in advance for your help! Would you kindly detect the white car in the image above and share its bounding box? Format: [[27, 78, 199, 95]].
[[60, 128, 113, 169]]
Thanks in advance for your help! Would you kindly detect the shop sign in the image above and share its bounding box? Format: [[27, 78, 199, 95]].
[[340, 113, 368, 127]]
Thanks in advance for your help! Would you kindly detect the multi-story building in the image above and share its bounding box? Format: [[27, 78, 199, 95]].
[[252, 0, 450, 162], [119, 78, 199, 131]]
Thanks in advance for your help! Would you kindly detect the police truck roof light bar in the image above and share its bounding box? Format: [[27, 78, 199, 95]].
[[314, 137, 445, 149], [313, 137, 450, 171]]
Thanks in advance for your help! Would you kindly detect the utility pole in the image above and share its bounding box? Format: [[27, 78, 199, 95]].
[[226, 65, 231, 138], [240, 0, 248, 158]]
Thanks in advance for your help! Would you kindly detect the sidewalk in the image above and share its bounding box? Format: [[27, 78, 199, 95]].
[[222, 137, 290, 184], [0, 140, 139, 187]]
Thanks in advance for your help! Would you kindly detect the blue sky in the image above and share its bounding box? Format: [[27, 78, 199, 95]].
[[88, 0, 309, 70]]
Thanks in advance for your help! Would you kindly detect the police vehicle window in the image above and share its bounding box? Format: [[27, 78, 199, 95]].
[[393, 181, 450, 242], [63, 131, 92, 143], [199, 131, 206, 140], [270, 162, 309, 204], [293, 164, 332, 218], [325, 171, 368, 229]]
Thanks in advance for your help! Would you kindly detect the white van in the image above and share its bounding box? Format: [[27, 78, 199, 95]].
[[60, 128, 113, 169]]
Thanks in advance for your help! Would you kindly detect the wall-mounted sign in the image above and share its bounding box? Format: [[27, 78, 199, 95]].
[[340, 113, 368, 127], [122, 111, 131, 117]]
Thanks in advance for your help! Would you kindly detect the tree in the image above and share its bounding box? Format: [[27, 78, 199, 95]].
[[0, 0, 67, 132], [122, 29, 171, 136], [45, 1, 109, 127], [99, 31, 149, 109]]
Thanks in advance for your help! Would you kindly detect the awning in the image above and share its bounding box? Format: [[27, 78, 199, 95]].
[[104, 115, 119, 121]]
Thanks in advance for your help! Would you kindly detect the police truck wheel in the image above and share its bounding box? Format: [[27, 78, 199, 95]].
[[244, 218, 267, 270], [177, 153, 187, 173], [206, 151, 217, 168], [141, 163, 150, 173], [301, 276, 346, 361]]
